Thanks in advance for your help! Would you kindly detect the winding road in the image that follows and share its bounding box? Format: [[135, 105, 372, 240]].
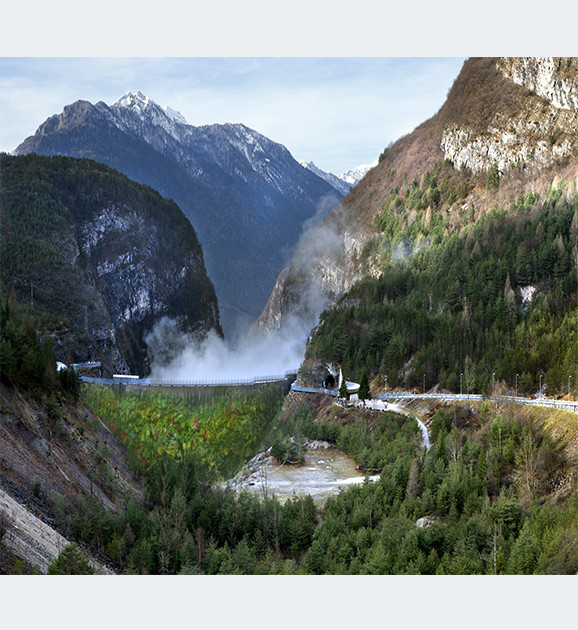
[[290, 383, 578, 415]]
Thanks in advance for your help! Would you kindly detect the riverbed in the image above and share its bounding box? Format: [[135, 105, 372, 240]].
[[226, 398, 429, 505], [230, 448, 380, 506]]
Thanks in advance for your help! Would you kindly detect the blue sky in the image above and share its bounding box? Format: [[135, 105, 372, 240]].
[[0, 57, 465, 174]]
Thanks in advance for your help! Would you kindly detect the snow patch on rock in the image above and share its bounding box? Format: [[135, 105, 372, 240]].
[[520, 285, 537, 307]]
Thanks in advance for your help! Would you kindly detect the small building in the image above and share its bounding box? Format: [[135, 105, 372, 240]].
[[346, 381, 360, 395]]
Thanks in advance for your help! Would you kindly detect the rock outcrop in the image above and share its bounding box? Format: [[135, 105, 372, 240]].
[[251, 202, 372, 335], [498, 57, 578, 113], [0, 381, 140, 573], [441, 57, 578, 175]]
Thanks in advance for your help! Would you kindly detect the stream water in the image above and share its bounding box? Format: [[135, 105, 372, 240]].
[[350, 397, 431, 450]]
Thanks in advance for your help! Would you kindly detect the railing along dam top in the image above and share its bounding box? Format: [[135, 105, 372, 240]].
[[81, 371, 298, 389]]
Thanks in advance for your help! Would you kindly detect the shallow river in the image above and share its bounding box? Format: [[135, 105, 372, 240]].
[[233, 449, 380, 506]]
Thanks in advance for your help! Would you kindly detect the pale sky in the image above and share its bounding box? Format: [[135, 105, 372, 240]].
[[1, 4, 561, 176], [0, 57, 465, 175]]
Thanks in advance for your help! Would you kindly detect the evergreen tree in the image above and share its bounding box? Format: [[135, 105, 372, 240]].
[[486, 162, 500, 190], [339, 376, 349, 400], [47, 544, 94, 575], [359, 370, 371, 402]]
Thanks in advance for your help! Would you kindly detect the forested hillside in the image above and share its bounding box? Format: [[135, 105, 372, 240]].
[[0, 300, 142, 574], [18, 387, 576, 575], [0, 154, 221, 376], [307, 165, 578, 396], [258, 57, 578, 399]]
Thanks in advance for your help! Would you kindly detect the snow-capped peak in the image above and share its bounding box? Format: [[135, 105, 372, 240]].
[[299, 160, 351, 197], [338, 160, 378, 186], [162, 105, 187, 125], [112, 91, 151, 111], [299, 159, 378, 196], [111, 91, 187, 125]]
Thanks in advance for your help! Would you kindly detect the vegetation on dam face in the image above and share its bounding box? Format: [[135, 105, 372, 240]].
[[81, 384, 283, 481]]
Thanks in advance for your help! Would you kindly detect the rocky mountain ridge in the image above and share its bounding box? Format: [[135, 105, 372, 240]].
[[300, 160, 353, 196], [299, 160, 377, 197], [15, 92, 343, 338]]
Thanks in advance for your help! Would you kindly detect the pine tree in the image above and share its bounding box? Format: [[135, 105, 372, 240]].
[[47, 544, 94, 575], [338, 377, 349, 400], [359, 370, 371, 402]]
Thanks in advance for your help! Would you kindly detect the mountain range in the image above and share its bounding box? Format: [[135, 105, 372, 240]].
[[299, 159, 376, 196], [14, 92, 347, 339]]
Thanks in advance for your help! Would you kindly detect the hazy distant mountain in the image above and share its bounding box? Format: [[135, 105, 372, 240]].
[[15, 92, 343, 339], [300, 161, 352, 196], [300, 159, 378, 196], [338, 160, 378, 186]]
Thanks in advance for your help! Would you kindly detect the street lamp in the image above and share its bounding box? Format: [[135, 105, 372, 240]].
[[569, 376, 573, 400], [460, 372, 463, 396], [384, 374, 387, 393], [539, 374, 542, 399], [516, 373, 518, 399], [492, 372, 495, 395], [423, 373, 426, 395]]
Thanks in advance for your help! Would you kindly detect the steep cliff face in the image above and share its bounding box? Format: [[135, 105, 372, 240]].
[[498, 57, 578, 113], [441, 58, 578, 175], [0, 154, 221, 376], [0, 381, 141, 573], [254, 57, 578, 336], [251, 201, 373, 336]]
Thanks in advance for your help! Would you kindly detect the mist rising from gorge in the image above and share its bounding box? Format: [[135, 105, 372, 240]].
[[145, 198, 348, 382], [145, 314, 309, 381]]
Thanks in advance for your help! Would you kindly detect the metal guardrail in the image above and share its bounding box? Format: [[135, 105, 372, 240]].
[[291, 385, 578, 414], [492, 396, 578, 413], [375, 392, 483, 401], [82, 371, 298, 389]]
